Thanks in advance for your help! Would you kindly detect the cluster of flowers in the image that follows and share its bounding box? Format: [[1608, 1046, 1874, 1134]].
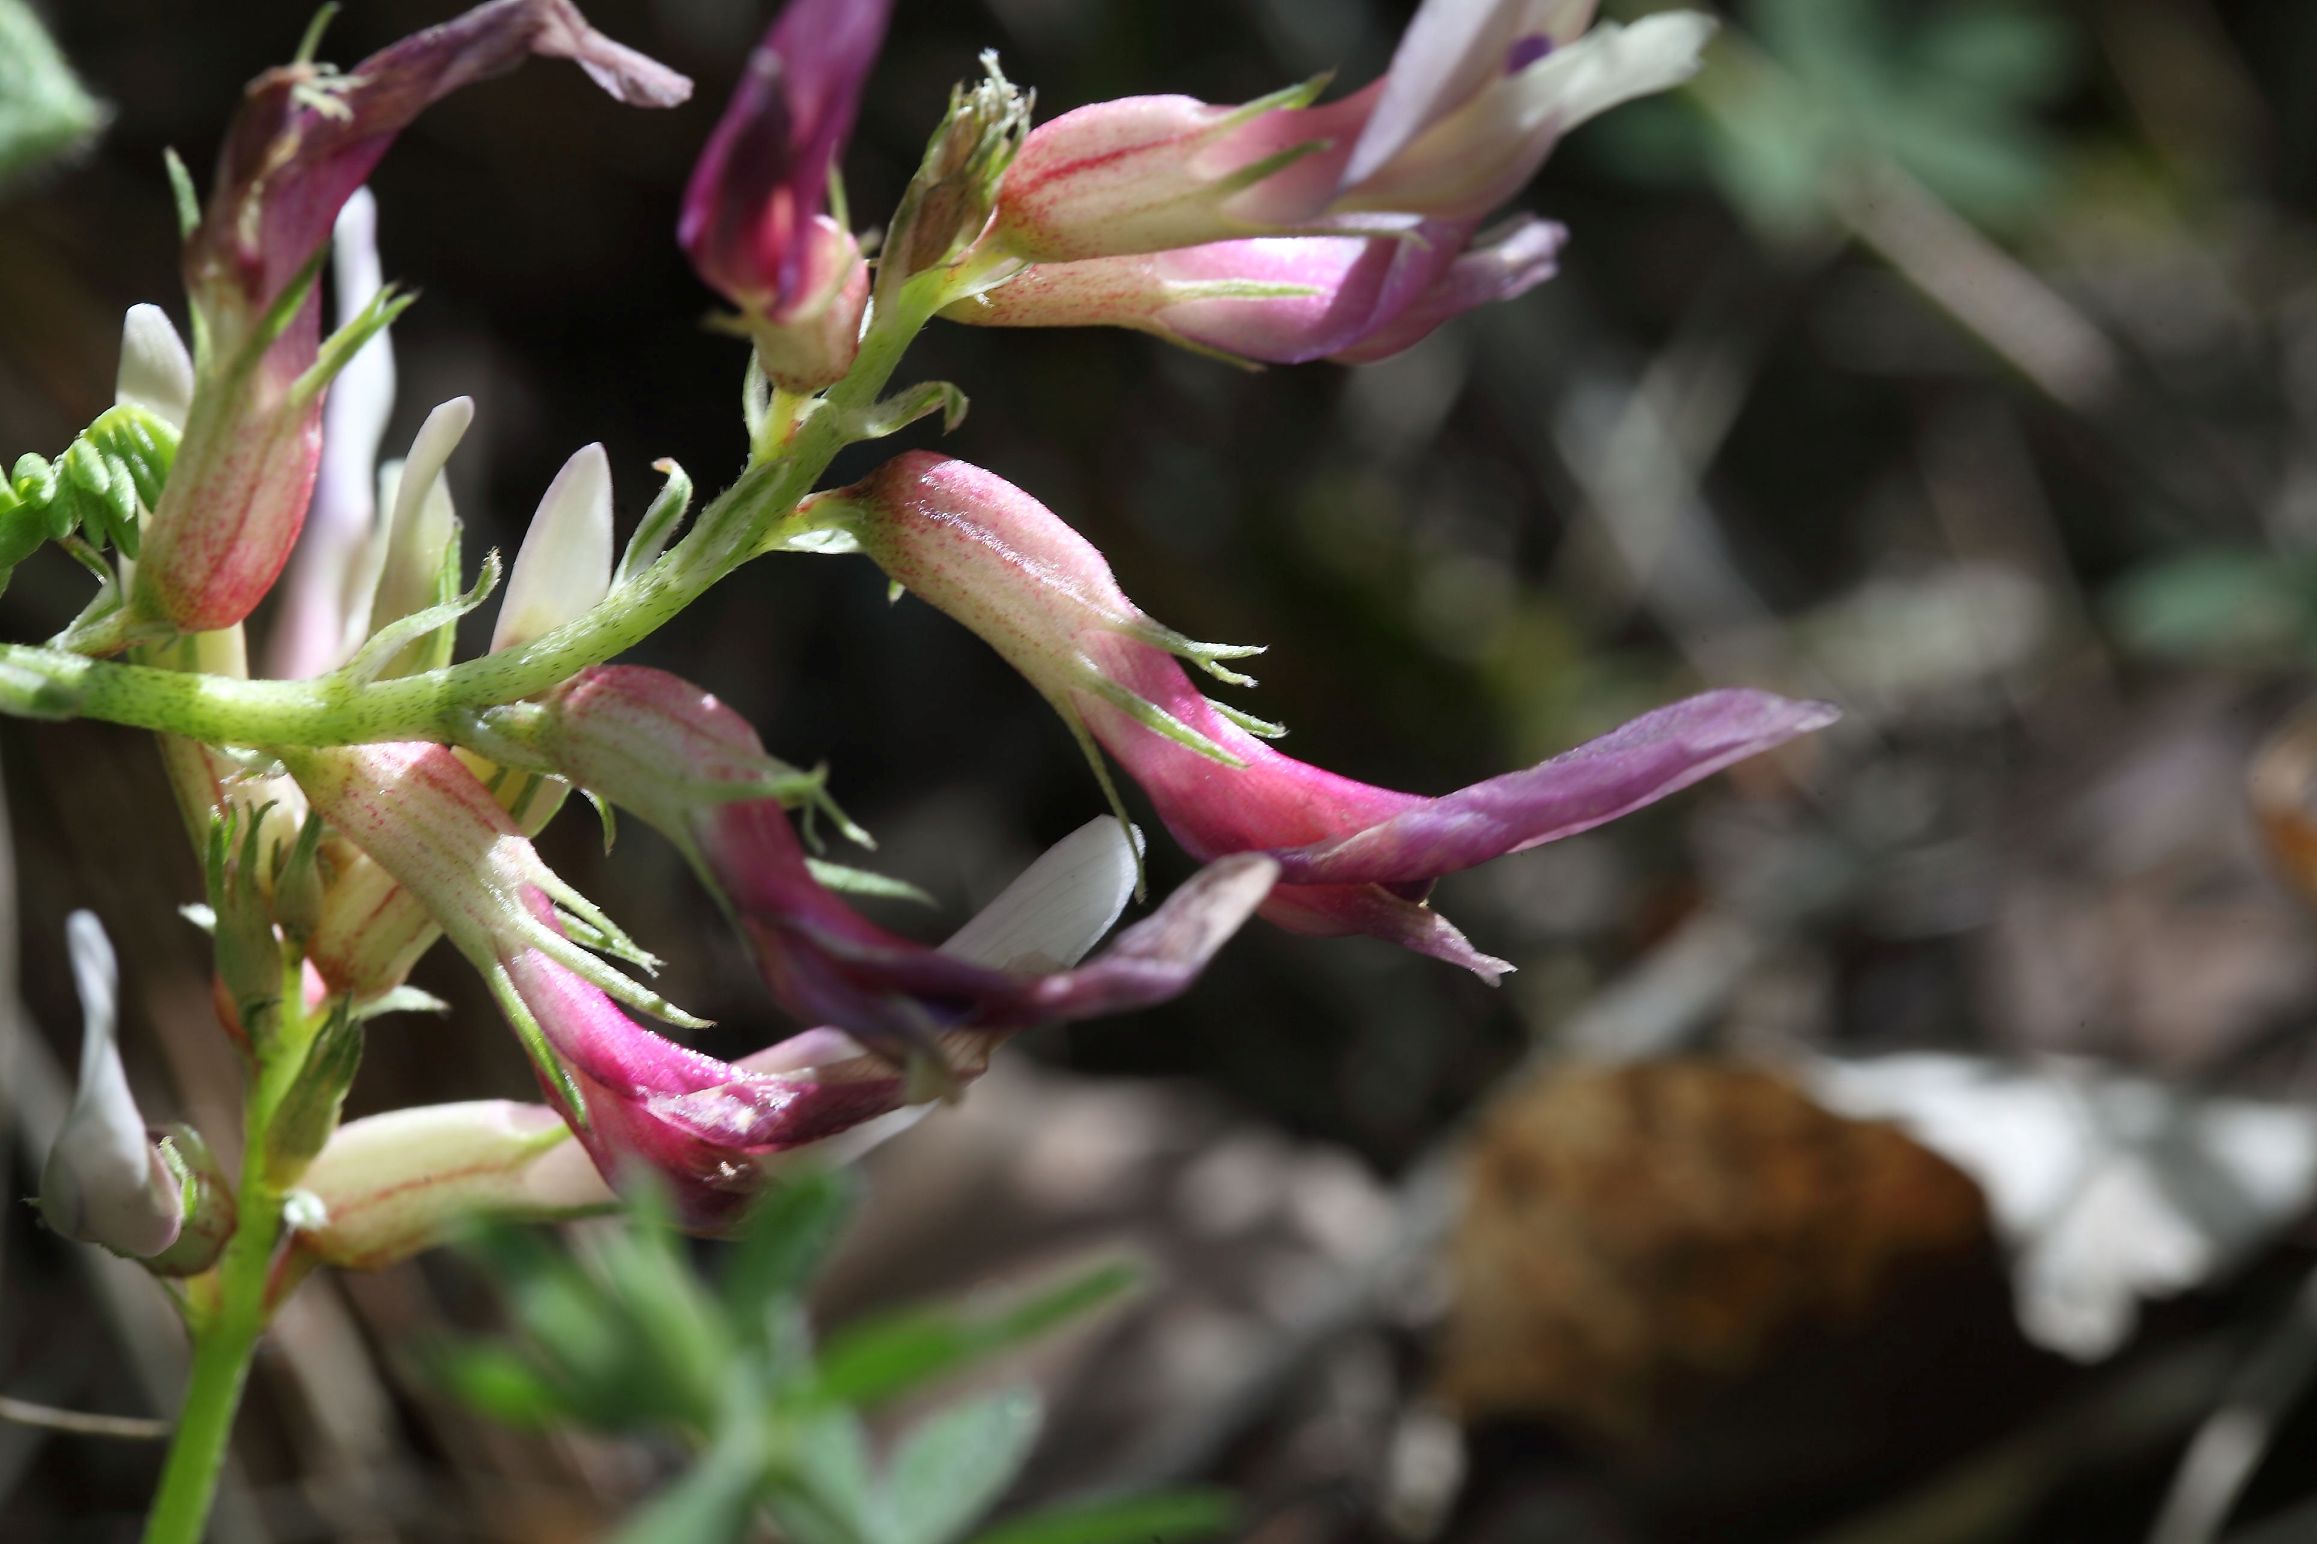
[[38, 0, 1830, 1275]]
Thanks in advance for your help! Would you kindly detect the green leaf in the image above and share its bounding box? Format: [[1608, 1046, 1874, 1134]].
[[808, 1256, 1143, 1410], [883, 1388, 1045, 1544], [763, 1409, 882, 1544], [423, 1341, 566, 1431], [720, 1166, 857, 1342], [962, 1490, 1237, 1544], [2107, 548, 2317, 664], [0, 0, 105, 192], [586, 1194, 736, 1430], [609, 1420, 770, 1544]]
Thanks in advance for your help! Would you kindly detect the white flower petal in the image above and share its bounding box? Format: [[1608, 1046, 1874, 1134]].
[[114, 304, 193, 428], [940, 817, 1142, 972], [39, 912, 180, 1258], [492, 443, 614, 652]]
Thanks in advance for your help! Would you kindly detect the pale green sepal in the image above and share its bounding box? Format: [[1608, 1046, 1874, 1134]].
[[1077, 669, 1248, 769], [1120, 620, 1266, 687], [614, 458, 693, 587], [806, 858, 937, 908], [162, 148, 198, 244], [1212, 701, 1287, 739], [1058, 706, 1147, 901], [486, 964, 588, 1128], [850, 379, 968, 440], [333, 547, 500, 686], [352, 985, 450, 1021], [292, 283, 414, 405], [249, 246, 331, 361], [585, 790, 618, 854], [1216, 72, 1330, 129]]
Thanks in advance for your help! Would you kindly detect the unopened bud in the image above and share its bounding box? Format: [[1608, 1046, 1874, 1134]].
[[264, 1003, 364, 1188], [891, 55, 1030, 283], [207, 805, 284, 1049], [273, 811, 327, 945]]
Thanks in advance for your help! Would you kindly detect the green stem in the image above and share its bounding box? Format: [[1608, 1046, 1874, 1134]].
[[141, 949, 318, 1544], [0, 276, 946, 750], [139, 1271, 265, 1544], [139, 1111, 288, 1544]]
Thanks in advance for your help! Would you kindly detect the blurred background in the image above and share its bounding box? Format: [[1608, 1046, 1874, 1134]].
[[8, 0, 2317, 1538]]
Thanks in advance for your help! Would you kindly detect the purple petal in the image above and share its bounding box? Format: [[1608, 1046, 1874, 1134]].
[[1157, 219, 1472, 364], [200, 0, 689, 310], [1506, 34, 1555, 72], [678, 0, 890, 308], [1259, 881, 1516, 983], [1268, 689, 1838, 886], [708, 798, 1273, 1052], [1329, 214, 1565, 364]]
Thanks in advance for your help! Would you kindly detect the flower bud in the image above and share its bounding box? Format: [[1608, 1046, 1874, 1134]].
[[492, 443, 613, 652], [362, 396, 472, 679], [887, 57, 1030, 282], [39, 913, 185, 1261], [206, 804, 285, 1050], [294, 1100, 614, 1270], [679, 0, 887, 390], [261, 1004, 363, 1188]]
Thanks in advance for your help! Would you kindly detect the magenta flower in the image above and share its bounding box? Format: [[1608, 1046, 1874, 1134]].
[[133, 0, 689, 635], [289, 690, 1274, 1228], [947, 214, 1563, 365], [988, 0, 1712, 264], [502, 664, 1279, 1066], [679, 0, 889, 389], [816, 453, 1836, 978]]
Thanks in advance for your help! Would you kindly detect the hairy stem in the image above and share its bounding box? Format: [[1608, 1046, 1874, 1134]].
[[0, 275, 946, 750], [138, 963, 311, 1544]]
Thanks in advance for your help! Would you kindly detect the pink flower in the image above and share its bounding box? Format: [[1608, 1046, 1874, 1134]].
[[947, 214, 1563, 365], [494, 665, 1278, 1068], [133, 0, 688, 635], [679, 0, 889, 390], [988, 0, 1712, 263], [289, 693, 1273, 1230], [816, 453, 1836, 979]]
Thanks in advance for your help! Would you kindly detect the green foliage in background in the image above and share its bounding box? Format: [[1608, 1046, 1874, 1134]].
[[1598, 0, 2075, 239], [0, 0, 105, 192], [429, 1170, 1234, 1544]]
